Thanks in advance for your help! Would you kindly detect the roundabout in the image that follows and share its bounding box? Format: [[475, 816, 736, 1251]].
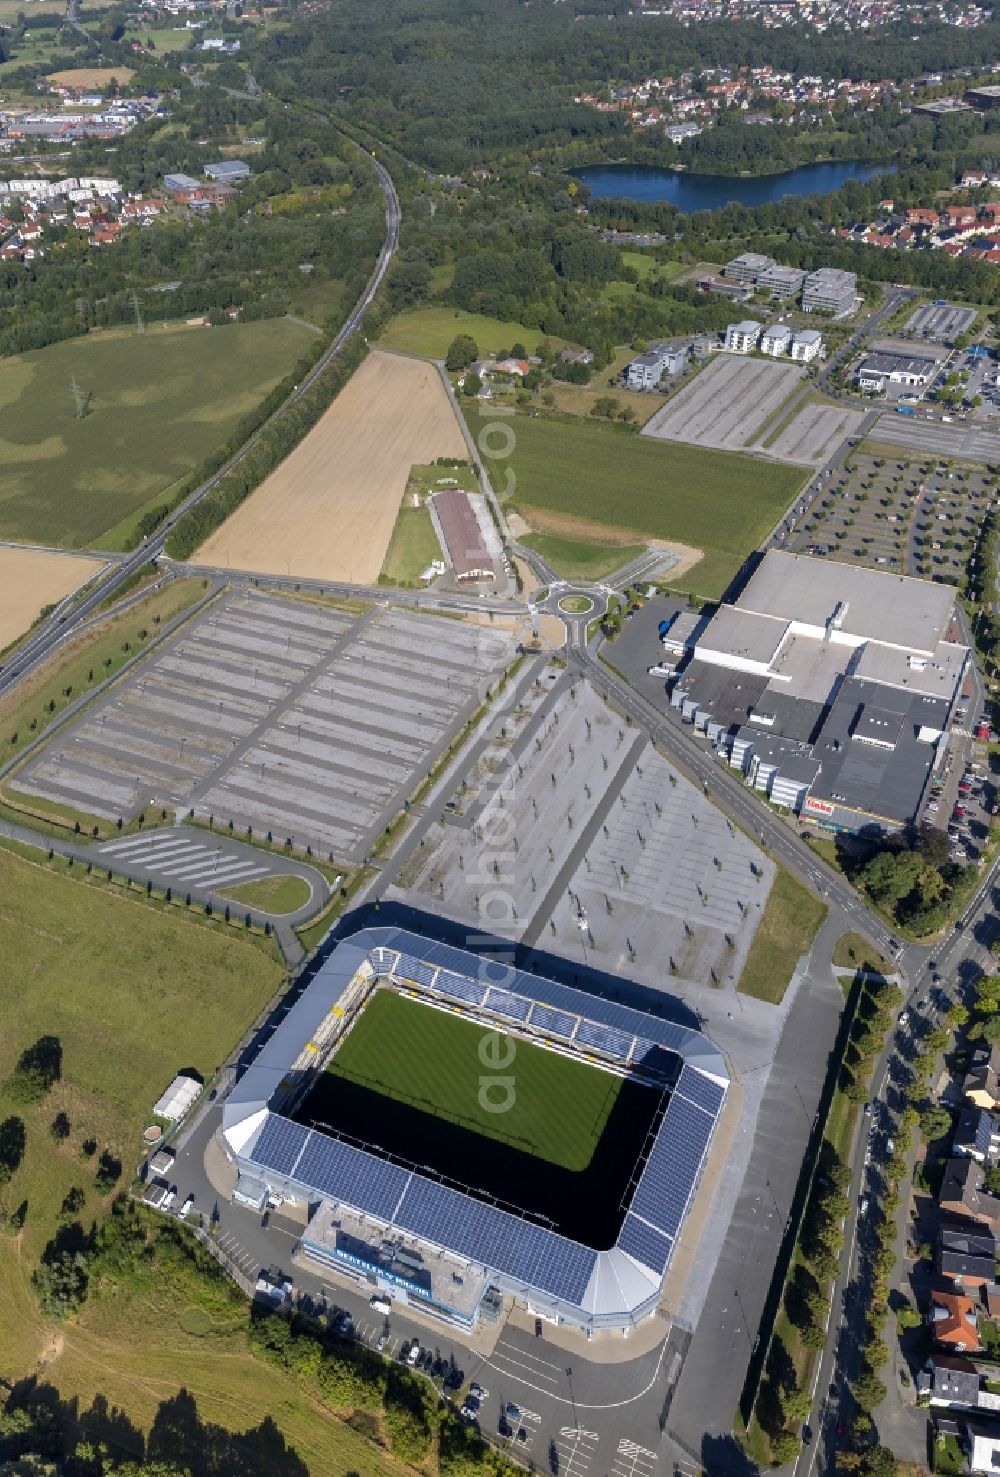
[[557, 593, 596, 616]]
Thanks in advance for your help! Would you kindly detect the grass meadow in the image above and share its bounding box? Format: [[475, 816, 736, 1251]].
[[520, 531, 645, 581], [322, 988, 622, 1171], [0, 848, 404, 1471], [495, 413, 806, 599], [739, 867, 828, 1004], [0, 319, 315, 548], [377, 304, 567, 360]]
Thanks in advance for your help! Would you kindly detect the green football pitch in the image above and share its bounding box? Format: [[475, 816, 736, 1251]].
[[325, 988, 623, 1172]]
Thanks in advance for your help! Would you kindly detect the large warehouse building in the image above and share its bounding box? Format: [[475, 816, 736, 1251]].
[[221, 927, 729, 1334], [667, 550, 969, 834]]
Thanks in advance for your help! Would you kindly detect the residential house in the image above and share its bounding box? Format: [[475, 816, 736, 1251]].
[[954, 1108, 1000, 1164], [760, 324, 792, 356], [791, 329, 823, 362], [625, 346, 685, 389], [931, 1287, 981, 1351], [494, 358, 528, 377], [939, 1225, 999, 1287], [559, 348, 594, 367], [939, 1159, 1000, 1229], [964, 1418, 1000, 1473], [724, 320, 762, 354], [965, 1044, 1000, 1111], [918, 1354, 982, 1409]]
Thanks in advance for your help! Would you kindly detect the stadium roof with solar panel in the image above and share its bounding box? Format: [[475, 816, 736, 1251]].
[[220, 927, 729, 1333]]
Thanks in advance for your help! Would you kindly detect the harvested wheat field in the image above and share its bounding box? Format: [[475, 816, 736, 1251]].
[[0, 547, 105, 648], [196, 351, 469, 583], [45, 66, 135, 88]]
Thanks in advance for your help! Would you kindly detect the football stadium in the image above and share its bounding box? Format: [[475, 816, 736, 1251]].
[[220, 927, 730, 1333]]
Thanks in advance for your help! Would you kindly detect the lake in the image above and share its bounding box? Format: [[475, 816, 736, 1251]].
[[571, 159, 893, 212]]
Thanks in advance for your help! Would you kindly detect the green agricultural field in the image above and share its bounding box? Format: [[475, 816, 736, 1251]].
[[520, 531, 645, 581], [378, 304, 567, 359], [495, 414, 806, 600], [324, 989, 621, 1170], [0, 318, 316, 548]]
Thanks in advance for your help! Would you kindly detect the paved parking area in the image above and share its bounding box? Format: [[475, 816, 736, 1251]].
[[786, 449, 994, 583], [869, 413, 1000, 463], [11, 589, 515, 862], [902, 302, 977, 343], [643, 355, 803, 453], [764, 399, 867, 464], [389, 675, 774, 993]]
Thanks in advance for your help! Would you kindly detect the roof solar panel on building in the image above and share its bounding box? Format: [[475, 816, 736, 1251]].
[[395, 955, 438, 990], [618, 1215, 673, 1275], [575, 1019, 634, 1060], [530, 1004, 577, 1039], [433, 969, 488, 1008], [675, 1068, 726, 1119], [396, 1176, 594, 1303], [485, 988, 532, 1023], [295, 1131, 410, 1222], [630, 1095, 714, 1237], [250, 1114, 309, 1177]]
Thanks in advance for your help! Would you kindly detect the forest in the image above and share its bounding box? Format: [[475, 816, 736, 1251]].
[[251, 0, 1000, 172]]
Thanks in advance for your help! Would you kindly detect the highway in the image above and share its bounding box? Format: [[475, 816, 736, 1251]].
[[0, 154, 400, 699]]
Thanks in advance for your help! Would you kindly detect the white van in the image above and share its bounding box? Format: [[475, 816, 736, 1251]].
[[370, 1295, 392, 1315]]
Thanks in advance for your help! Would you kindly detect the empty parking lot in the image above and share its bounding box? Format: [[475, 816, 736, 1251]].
[[10, 589, 515, 861], [643, 354, 803, 454], [390, 675, 774, 993]]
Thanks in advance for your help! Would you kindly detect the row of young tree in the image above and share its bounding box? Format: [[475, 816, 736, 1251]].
[[755, 968, 904, 1468]]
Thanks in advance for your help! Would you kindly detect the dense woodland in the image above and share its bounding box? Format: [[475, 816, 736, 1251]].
[[252, 0, 1000, 171]]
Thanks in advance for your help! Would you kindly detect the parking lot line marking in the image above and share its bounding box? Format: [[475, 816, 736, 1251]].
[[494, 1339, 568, 1374], [487, 1349, 562, 1387]]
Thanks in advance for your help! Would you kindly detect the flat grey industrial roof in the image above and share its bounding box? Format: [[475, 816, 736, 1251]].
[[734, 550, 954, 655], [675, 661, 771, 732], [698, 605, 787, 666], [808, 677, 946, 823], [735, 728, 820, 784], [859, 351, 938, 378]]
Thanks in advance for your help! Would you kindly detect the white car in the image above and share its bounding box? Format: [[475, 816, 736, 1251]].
[[162, 1187, 176, 1212], [407, 1342, 421, 1366], [179, 1194, 195, 1219]]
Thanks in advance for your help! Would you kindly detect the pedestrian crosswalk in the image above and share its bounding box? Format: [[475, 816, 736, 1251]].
[[98, 830, 271, 890]]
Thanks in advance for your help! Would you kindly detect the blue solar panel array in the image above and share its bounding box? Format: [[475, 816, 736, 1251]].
[[618, 1215, 673, 1275], [676, 1068, 726, 1119], [251, 1115, 309, 1177], [486, 989, 532, 1023], [530, 1004, 577, 1040], [575, 1018, 634, 1061], [295, 1131, 411, 1223], [630, 1095, 715, 1239], [433, 969, 488, 1008], [395, 1176, 595, 1304], [396, 955, 438, 990]]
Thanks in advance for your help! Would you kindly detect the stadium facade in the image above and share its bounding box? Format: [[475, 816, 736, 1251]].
[[220, 927, 729, 1334]]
